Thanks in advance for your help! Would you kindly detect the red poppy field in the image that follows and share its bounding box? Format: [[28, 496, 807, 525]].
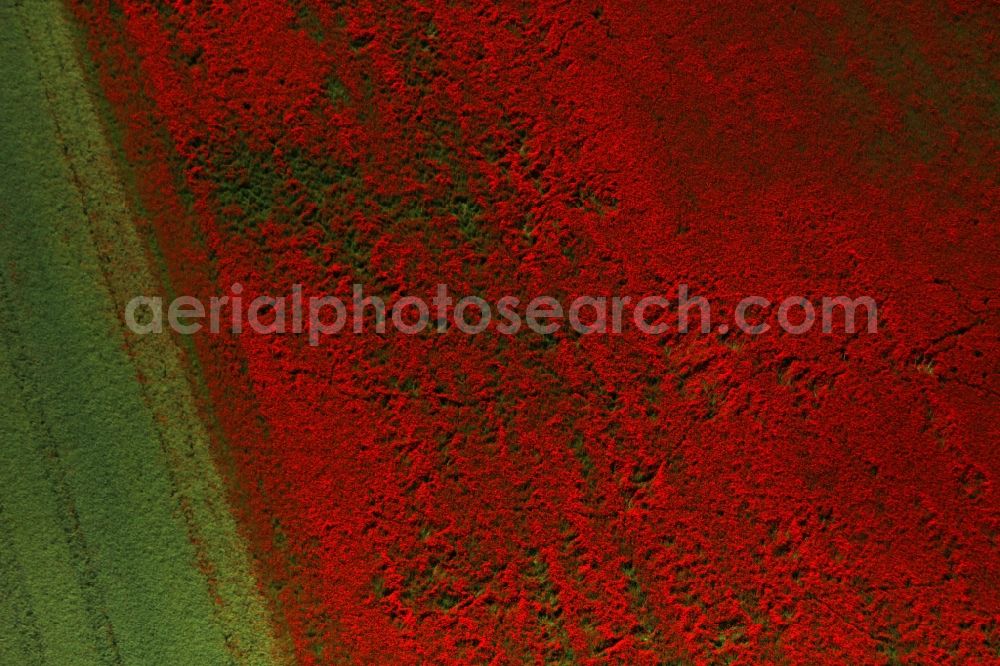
[[2, 0, 998, 663]]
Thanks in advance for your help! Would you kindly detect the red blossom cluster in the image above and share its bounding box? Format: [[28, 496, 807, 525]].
[[72, 0, 998, 662]]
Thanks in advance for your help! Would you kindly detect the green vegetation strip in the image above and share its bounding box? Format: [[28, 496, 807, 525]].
[[0, 1, 282, 663]]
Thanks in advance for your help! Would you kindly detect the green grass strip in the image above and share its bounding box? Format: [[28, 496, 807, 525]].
[[0, 1, 283, 663], [0, 345, 109, 665]]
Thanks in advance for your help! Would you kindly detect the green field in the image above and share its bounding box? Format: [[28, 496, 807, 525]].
[[0, 2, 282, 663]]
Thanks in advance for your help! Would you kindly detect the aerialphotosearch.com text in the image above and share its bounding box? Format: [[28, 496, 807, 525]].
[[125, 283, 878, 346]]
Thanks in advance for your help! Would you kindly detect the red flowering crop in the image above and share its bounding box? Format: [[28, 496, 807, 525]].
[[71, 1, 999, 662]]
